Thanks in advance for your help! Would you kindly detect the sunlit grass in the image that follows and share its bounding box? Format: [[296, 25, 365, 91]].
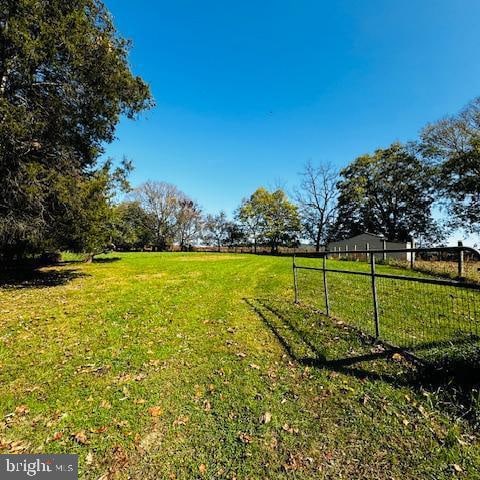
[[1, 252, 479, 478]]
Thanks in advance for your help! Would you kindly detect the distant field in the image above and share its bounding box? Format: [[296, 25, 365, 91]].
[[414, 260, 480, 284], [1, 253, 480, 479]]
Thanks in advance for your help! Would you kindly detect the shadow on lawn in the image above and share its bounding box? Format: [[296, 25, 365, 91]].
[[244, 297, 480, 429], [0, 267, 89, 289], [91, 256, 121, 264]]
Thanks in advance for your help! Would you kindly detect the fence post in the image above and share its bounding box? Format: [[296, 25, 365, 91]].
[[382, 240, 387, 262], [293, 254, 299, 303], [366, 242, 370, 262], [323, 254, 330, 316], [410, 237, 415, 269], [370, 253, 380, 339], [458, 240, 464, 278]]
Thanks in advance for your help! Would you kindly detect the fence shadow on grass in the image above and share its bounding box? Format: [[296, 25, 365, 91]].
[[0, 267, 89, 289], [244, 297, 480, 429], [244, 297, 401, 384]]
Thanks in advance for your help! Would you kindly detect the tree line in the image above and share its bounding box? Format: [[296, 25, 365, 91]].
[[113, 97, 480, 255], [1, 1, 479, 262]]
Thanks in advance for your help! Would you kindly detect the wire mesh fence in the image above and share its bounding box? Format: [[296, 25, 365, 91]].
[[293, 246, 480, 361]]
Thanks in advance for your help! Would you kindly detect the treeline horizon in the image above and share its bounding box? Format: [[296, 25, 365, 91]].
[[1, 1, 479, 263], [110, 96, 480, 256]]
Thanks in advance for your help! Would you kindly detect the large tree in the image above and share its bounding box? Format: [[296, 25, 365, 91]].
[[203, 211, 229, 251], [175, 197, 202, 251], [334, 143, 441, 243], [420, 97, 480, 234], [236, 191, 266, 253], [133, 181, 182, 250], [237, 187, 300, 254], [112, 201, 153, 251], [0, 0, 152, 260], [295, 161, 338, 251]]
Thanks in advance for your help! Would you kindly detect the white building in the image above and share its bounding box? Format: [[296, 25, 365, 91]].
[[326, 232, 412, 260]]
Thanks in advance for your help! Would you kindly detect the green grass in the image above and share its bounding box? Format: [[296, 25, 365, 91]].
[[295, 256, 480, 356], [1, 252, 480, 479]]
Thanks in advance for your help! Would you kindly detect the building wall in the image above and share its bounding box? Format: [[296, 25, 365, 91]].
[[327, 233, 411, 261]]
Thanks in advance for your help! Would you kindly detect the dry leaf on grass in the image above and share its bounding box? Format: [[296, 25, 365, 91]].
[[15, 405, 30, 416], [148, 406, 163, 417], [73, 431, 88, 445], [260, 412, 272, 424], [238, 432, 252, 444]]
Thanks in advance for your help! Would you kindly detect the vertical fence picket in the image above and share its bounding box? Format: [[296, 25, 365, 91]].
[[323, 254, 330, 316], [370, 253, 380, 339], [293, 254, 299, 304]]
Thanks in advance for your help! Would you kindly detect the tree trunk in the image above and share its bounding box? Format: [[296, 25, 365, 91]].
[[315, 230, 321, 252]]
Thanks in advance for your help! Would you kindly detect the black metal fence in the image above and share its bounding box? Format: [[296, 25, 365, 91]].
[[293, 246, 480, 360]]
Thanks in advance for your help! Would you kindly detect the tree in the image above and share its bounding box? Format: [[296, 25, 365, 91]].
[[295, 161, 338, 251], [261, 189, 301, 253], [0, 0, 153, 260], [224, 221, 246, 248], [133, 181, 182, 250], [175, 197, 202, 251], [236, 191, 266, 253], [334, 143, 441, 243], [203, 212, 229, 251], [237, 187, 300, 253], [420, 97, 480, 233], [112, 201, 153, 251]]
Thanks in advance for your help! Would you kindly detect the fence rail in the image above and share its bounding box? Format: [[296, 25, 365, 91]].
[[292, 246, 480, 361]]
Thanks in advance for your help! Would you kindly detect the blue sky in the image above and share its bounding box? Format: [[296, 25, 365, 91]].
[[104, 1, 480, 231]]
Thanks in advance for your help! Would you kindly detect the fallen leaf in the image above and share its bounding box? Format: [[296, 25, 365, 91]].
[[392, 352, 403, 362], [261, 412, 272, 424], [173, 415, 189, 427], [91, 426, 108, 434], [73, 431, 88, 445], [85, 452, 94, 465], [52, 432, 63, 441], [148, 406, 163, 417], [238, 432, 252, 444], [198, 464, 207, 474], [249, 363, 260, 370], [15, 405, 29, 416], [453, 464, 463, 473]]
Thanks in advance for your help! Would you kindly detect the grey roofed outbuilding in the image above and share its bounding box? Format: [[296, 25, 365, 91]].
[[326, 232, 412, 260]]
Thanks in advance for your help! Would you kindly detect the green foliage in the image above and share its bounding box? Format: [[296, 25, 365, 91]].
[[203, 211, 229, 250], [421, 97, 480, 234], [334, 143, 442, 243], [112, 201, 153, 251], [0, 0, 153, 259], [237, 187, 300, 253]]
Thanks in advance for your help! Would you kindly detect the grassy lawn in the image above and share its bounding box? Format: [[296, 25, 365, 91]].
[[295, 256, 480, 356], [1, 252, 480, 479]]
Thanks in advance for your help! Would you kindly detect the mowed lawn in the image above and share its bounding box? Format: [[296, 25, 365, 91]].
[[1, 252, 479, 479]]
